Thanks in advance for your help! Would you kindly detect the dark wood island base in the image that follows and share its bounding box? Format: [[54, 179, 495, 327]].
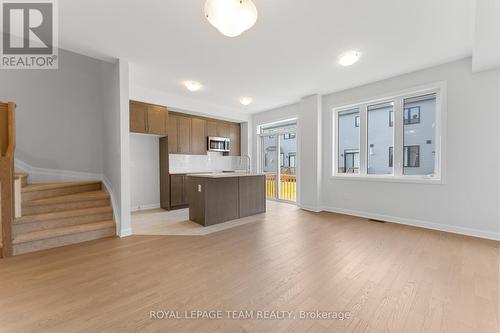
[[186, 174, 266, 226]]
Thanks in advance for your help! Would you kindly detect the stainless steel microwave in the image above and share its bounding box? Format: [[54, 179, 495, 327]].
[[207, 137, 230, 152]]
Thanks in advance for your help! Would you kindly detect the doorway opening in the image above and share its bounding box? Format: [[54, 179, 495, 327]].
[[258, 119, 297, 203]]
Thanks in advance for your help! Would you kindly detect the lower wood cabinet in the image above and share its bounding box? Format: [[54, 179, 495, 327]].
[[170, 174, 188, 208]]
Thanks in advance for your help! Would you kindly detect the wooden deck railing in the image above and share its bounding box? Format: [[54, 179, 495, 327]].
[[0, 101, 16, 257], [265, 174, 297, 202]]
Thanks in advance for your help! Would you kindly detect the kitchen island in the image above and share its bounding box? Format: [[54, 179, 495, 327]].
[[186, 173, 266, 226]]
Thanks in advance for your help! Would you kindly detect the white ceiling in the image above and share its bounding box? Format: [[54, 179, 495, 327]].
[[60, 0, 475, 114]]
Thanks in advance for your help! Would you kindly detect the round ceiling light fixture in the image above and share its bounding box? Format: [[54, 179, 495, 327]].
[[184, 81, 203, 92], [239, 97, 253, 105], [204, 0, 258, 37], [337, 50, 362, 66]]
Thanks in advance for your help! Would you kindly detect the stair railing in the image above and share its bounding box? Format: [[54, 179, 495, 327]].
[[0, 101, 16, 257]]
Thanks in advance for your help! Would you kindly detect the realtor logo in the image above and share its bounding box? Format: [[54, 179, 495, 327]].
[[1, 0, 58, 69]]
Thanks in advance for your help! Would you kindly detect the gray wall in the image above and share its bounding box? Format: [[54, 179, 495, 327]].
[[323, 58, 499, 238], [0, 49, 113, 174], [253, 58, 499, 239]]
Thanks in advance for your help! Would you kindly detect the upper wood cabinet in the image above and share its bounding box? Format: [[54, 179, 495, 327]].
[[147, 105, 168, 135], [130, 102, 240, 156], [229, 123, 241, 156], [216, 122, 230, 138], [168, 114, 179, 153], [129, 101, 168, 136], [206, 121, 218, 137], [177, 116, 191, 154], [129, 101, 147, 133], [191, 118, 207, 155]]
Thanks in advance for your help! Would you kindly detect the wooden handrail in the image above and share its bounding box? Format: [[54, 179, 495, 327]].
[[0, 101, 16, 257]]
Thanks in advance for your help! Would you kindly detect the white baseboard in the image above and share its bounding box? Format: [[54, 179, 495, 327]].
[[298, 204, 322, 213], [131, 203, 161, 212], [318, 205, 499, 241], [119, 228, 132, 237], [15, 158, 125, 237]]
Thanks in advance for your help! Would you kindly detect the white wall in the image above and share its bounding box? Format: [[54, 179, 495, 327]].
[[129, 134, 160, 211], [0, 49, 109, 174], [118, 60, 131, 236], [322, 58, 499, 239], [102, 59, 126, 235]]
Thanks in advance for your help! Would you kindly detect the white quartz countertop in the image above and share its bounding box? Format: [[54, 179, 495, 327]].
[[186, 173, 265, 178]]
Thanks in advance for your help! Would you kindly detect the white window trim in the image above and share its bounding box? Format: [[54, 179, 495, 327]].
[[331, 81, 447, 185]]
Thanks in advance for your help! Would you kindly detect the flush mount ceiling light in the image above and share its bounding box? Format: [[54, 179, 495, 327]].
[[184, 81, 202, 92], [204, 0, 258, 37], [337, 51, 362, 66], [239, 97, 253, 105]]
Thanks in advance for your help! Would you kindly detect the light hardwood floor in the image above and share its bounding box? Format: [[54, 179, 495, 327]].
[[131, 207, 268, 236], [0, 201, 498, 332]]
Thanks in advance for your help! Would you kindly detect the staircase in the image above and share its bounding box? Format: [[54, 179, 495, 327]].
[[12, 173, 116, 255]]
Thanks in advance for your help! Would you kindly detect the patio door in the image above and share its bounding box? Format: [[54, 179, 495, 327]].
[[260, 123, 297, 203]]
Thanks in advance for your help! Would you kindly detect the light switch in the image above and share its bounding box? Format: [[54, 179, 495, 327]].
[[198, 184, 202, 192]]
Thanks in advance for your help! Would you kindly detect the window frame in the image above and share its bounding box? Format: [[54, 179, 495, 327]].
[[331, 82, 446, 184]]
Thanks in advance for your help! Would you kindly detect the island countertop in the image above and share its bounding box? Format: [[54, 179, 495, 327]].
[[186, 173, 265, 179]]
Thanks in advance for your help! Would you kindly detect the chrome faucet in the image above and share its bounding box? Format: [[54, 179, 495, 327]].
[[241, 155, 251, 173]]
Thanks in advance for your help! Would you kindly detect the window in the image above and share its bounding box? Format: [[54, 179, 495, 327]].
[[280, 153, 285, 167], [403, 94, 435, 175], [389, 146, 420, 167], [404, 107, 420, 124], [284, 133, 296, 140], [333, 86, 442, 182], [367, 102, 394, 175], [289, 153, 296, 168], [337, 108, 360, 174], [404, 145, 420, 167], [344, 149, 359, 172]]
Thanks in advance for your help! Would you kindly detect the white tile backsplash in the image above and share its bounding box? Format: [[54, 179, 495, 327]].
[[169, 152, 246, 173]]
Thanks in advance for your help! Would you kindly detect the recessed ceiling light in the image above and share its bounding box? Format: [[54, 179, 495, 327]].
[[239, 97, 253, 106], [184, 81, 202, 92], [337, 51, 361, 66]]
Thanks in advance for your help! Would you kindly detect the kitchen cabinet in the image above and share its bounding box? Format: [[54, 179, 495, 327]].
[[167, 114, 179, 153], [168, 113, 192, 154], [170, 174, 188, 208], [129, 100, 168, 135], [147, 105, 168, 135], [129, 101, 147, 133], [206, 121, 218, 137], [216, 122, 230, 138], [229, 123, 241, 156], [178, 116, 191, 154], [191, 118, 206, 155]]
